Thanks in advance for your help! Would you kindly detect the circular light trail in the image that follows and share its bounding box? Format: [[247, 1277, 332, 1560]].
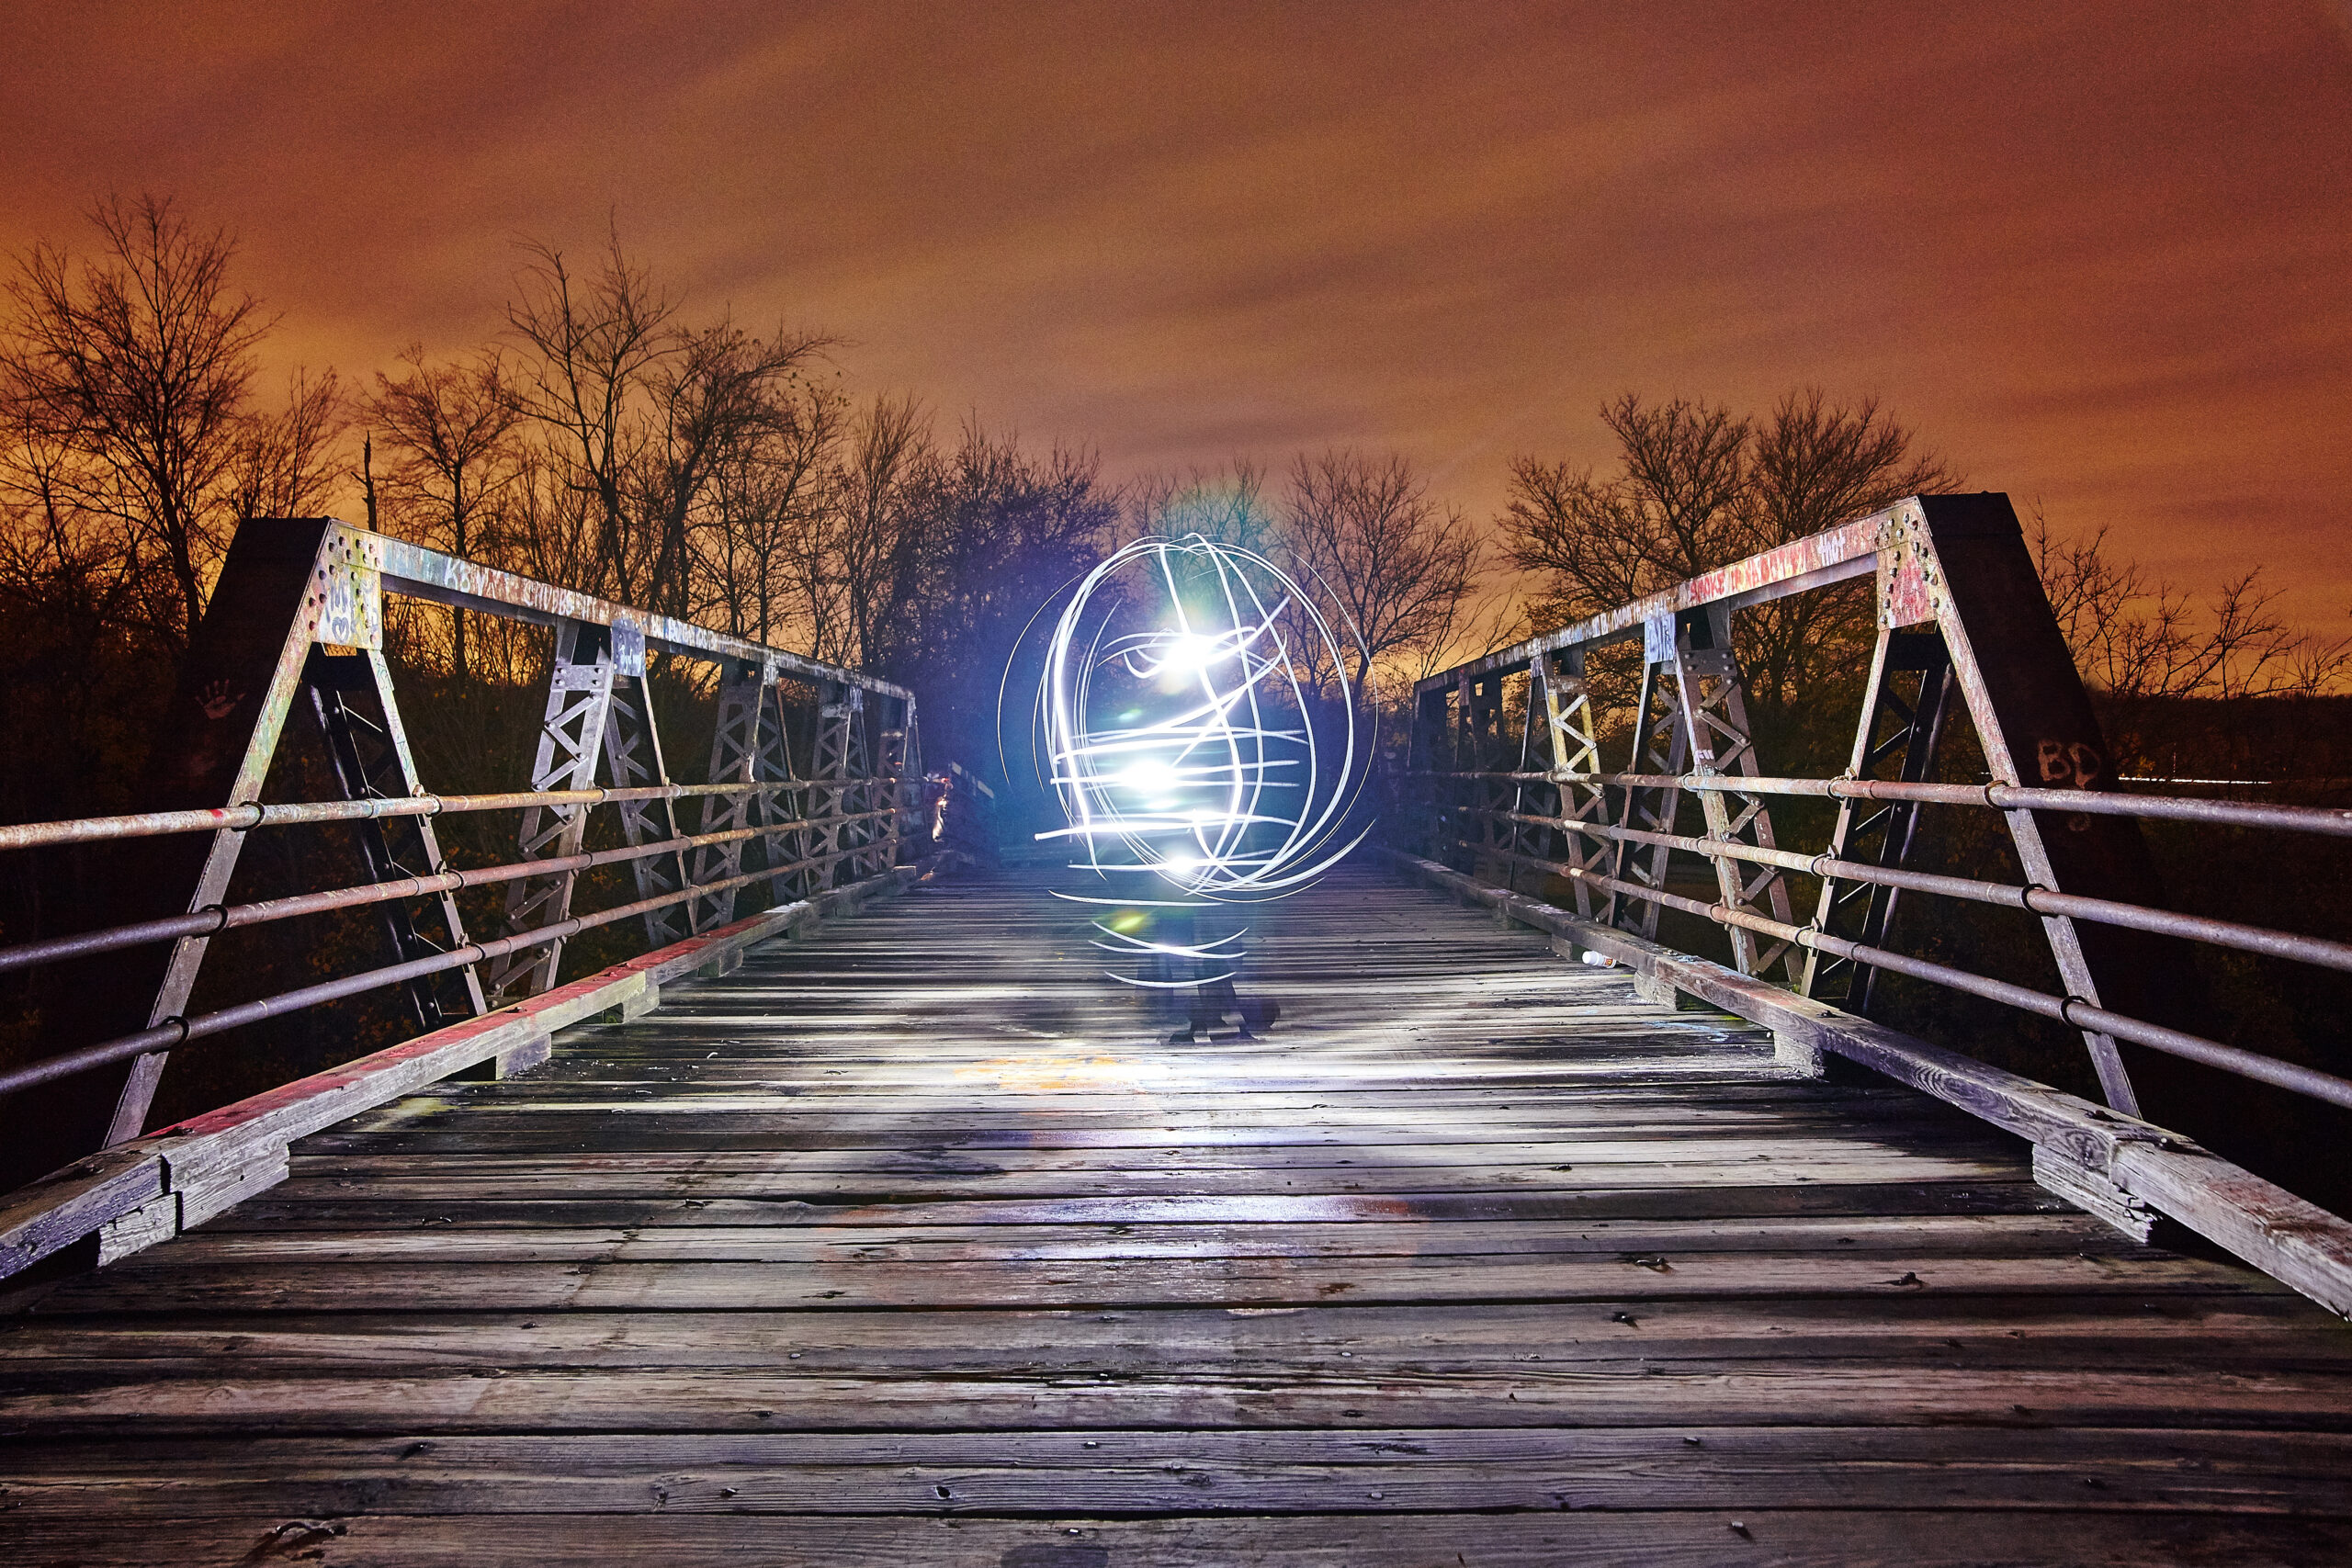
[[1035, 533, 1374, 987]]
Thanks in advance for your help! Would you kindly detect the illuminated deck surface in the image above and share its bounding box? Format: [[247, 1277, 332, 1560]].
[[6, 862, 2350, 1564]]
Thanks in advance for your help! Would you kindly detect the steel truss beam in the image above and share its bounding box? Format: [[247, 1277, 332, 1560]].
[[44, 519, 910, 1156], [809, 684, 866, 892], [302, 649, 485, 1029], [1456, 671, 1510, 883], [600, 669, 693, 948], [1409, 492, 2184, 1114], [1803, 626, 1954, 1007], [1521, 649, 1611, 919], [483, 622, 618, 1004], [1662, 605, 1800, 983], [685, 660, 772, 932]]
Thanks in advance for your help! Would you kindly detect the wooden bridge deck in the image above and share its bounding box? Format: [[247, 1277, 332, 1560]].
[[5, 861, 2350, 1565]]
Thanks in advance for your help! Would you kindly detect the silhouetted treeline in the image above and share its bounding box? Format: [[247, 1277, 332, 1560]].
[[0, 197, 1489, 1156], [3, 194, 2348, 1209]]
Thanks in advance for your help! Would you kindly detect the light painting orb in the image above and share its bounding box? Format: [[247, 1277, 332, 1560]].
[[1036, 533, 1373, 910]]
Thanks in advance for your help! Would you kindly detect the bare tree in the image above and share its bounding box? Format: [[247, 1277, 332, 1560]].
[[367, 347, 524, 680], [1280, 448, 1483, 704], [1736, 391, 1955, 718], [1126, 459, 1273, 550], [633, 316, 831, 622], [876, 421, 1119, 756], [226, 367, 346, 524], [505, 227, 836, 631], [829, 393, 933, 669], [504, 228, 673, 604], [0, 195, 273, 649], [1504, 389, 1954, 737], [2030, 504, 2352, 705], [1501, 394, 1750, 626], [698, 376, 845, 647]]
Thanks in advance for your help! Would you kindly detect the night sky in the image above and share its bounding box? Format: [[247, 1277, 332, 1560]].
[[6, 1, 2347, 625]]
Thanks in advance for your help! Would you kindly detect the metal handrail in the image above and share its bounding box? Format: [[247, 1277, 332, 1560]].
[[0, 837, 891, 1099], [0, 805, 900, 977], [1459, 803, 2352, 976], [0, 778, 820, 855], [1467, 838, 2352, 1113], [1406, 770, 2352, 839], [1397, 491, 2352, 1143]]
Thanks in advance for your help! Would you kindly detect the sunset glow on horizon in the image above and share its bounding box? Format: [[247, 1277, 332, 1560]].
[[6, 0, 2346, 628]]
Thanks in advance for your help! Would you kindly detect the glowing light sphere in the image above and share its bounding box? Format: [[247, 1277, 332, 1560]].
[[1036, 533, 1372, 918]]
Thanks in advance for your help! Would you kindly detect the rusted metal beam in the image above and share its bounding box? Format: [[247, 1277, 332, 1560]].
[[0, 837, 910, 1101], [0, 779, 823, 855], [370, 531, 909, 700], [0, 852, 957, 1280], [1404, 768, 2352, 838], [0, 807, 899, 977], [1384, 847, 2352, 1319], [483, 620, 618, 1003], [3, 515, 917, 1187], [1401, 490, 2349, 1162], [1467, 802, 2352, 977], [1415, 515, 1887, 694], [85, 519, 355, 1151], [1907, 492, 2178, 1115]]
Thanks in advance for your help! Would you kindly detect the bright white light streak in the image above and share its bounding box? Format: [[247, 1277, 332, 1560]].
[[1035, 534, 1374, 925]]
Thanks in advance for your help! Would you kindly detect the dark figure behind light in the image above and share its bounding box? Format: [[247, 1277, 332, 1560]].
[[1147, 907, 1280, 1044]]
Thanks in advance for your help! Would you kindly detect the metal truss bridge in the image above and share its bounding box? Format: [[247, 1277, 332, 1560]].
[[0, 502, 2347, 1562]]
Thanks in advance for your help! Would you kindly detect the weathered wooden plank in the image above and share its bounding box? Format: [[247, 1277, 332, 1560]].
[[0, 865, 933, 1282], [23, 1248, 2286, 1316], [14, 1296, 2340, 1371], [1384, 849, 2352, 1318], [9, 1509, 2351, 1567], [0, 1145, 163, 1276], [2116, 1141, 2352, 1318], [7, 1427, 2350, 1517], [119, 1211, 2136, 1267], [245, 1148, 2020, 1196], [287, 1109, 1982, 1156], [9, 1360, 2352, 1438], [9, 860, 2350, 1560], [176, 1182, 2097, 1234]]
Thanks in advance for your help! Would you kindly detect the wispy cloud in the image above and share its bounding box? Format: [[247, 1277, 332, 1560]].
[[2, 0, 2344, 623]]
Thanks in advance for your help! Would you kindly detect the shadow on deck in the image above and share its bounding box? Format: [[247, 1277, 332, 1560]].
[[4, 860, 2349, 1564]]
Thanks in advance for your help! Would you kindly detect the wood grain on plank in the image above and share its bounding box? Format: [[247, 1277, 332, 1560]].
[[5, 860, 2350, 1560]]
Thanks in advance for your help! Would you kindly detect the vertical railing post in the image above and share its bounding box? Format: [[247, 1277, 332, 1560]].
[[1610, 615, 1688, 940], [302, 647, 485, 1027], [599, 623, 692, 945], [1670, 604, 1801, 983], [1405, 685, 1447, 862], [96, 521, 352, 1147], [1450, 672, 1476, 873], [810, 683, 857, 890], [483, 620, 617, 1003], [1465, 673, 1509, 883], [752, 680, 809, 904], [1909, 493, 2179, 1115], [1803, 622, 1954, 1005], [687, 656, 769, 931], [875, 694, 916, 873], [1532, 647, 1611, 920]]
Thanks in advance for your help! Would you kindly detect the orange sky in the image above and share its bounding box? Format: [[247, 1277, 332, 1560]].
[[6, 1, 2348, 627]]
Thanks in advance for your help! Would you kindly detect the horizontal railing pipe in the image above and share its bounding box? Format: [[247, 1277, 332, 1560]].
[[1468, 837, 2352, 1114], [0, 806, 907, 977], [1467, 804, 2352, 976], [0, 778, 822, 855], [1409, 769, 2352, 839], [0, 840, 900, 1100]]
